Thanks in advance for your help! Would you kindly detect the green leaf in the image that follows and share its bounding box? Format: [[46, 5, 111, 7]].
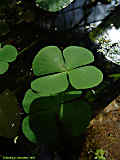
[[63, 46, 94, 70], [0, 61, 9, 75], [59, 103, 63, 120], [69, 66, 103, 89], [25, 97, 59, 145], [22, 89, 43, 114], [0, 45, 18, 62], [31, 72, 68, 95], [32, 46, 65, 76], [22, 116, 37, 143], [23, 89, 59, 114], [35, 0, 74, 12], [63, 100, 92, 136]]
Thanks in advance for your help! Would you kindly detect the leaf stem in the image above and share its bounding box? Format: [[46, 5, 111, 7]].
[[18, 39, 40, 55], [59, 103, 63, 121]]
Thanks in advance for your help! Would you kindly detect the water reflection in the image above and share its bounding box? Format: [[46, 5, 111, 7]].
[[97, 24, 120, 65]]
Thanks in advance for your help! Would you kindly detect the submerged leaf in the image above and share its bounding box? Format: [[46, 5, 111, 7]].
[[30, 111, 58, 145], [63, 100, 92, 136], [22, 96, 60, 145], [22, 116, 37, 143]]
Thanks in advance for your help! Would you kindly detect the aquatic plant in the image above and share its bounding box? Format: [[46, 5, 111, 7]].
[[22, 46, 103, 144], [35, 0, 74, 12], [22, 90, 92, 144], [31, 46, 103, 96], [94, 149, 106, 160], [0, 44, 18, 75]]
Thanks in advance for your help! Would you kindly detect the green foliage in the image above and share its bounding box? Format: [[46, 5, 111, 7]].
[[31, 46, 103, 96], [22, 45, 103, 144], [0, 62, 9, 75], [35, 0, 74, 12], [22, 116, 37, 143], [94, 149, 106, 160], [0, 44, 18, 75], [22, 91, 91, 144]]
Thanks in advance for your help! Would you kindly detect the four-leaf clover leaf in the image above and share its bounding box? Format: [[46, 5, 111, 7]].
[[31, 46, 103, 96]]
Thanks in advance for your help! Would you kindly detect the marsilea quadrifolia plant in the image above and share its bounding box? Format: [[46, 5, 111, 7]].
[[22, 46, 103, 144], [0, 44, 18, 75], [35, 0, 74, 12]]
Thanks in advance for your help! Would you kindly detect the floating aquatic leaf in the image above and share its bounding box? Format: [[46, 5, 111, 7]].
[[68, 66, 103, 89], [0, 45, 18, 62], [0, 45, 18, 75], [31, 72, 68, 96], [35, 0, 74, 12], [0, 61, 9, 75], [32, 46, 65, 76], [32, 46, 103, 95], [63, 46, 94, 70]]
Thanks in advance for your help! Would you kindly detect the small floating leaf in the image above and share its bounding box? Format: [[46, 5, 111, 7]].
[[31, 72, 68, 95], [32, 46, 65, 76], [63, 46, 94, 70], [35, 0, 74, 12], [31, 45, 103, 98], [0, 61, 9, 75], [69, 66, 103, 89], [0, 45, 18, 62]]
